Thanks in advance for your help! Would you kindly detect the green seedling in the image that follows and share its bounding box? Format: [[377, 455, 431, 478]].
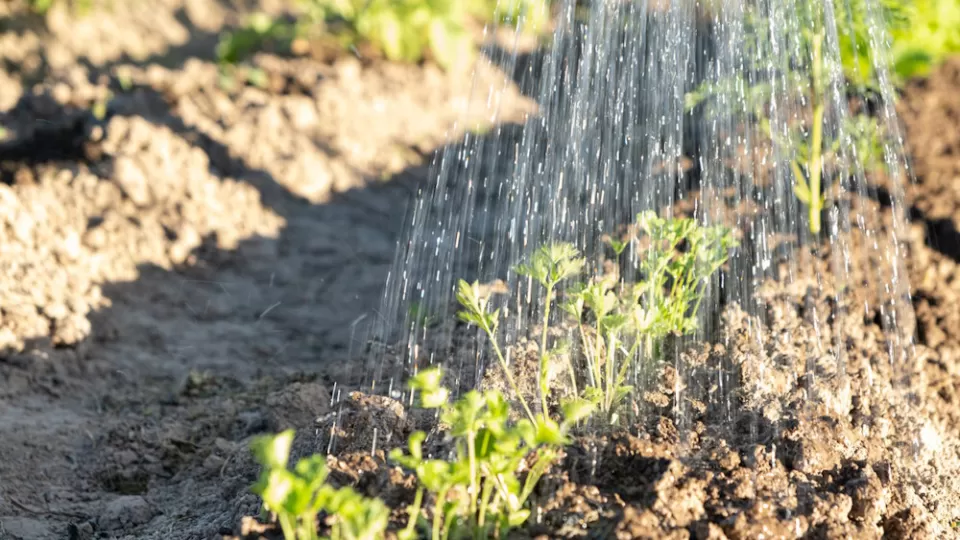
[[792, 30, 826, 235], [251, 430, 389, 540], [462, 213, 733, 425], [684, 0, 909, 237], [297, 0, 475, 70], [888, 0, 960, 81], [91, 92, 111, 121], [559, 213, 735, 422], [217, 12, 296, 66], [216, 1, 555, 71], [515, 243, 585, 419], [456, 279, 536, 422], [391, 367, 593, 540]]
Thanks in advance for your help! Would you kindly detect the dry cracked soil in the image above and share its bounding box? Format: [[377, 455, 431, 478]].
[[0, 2, 959, 539]]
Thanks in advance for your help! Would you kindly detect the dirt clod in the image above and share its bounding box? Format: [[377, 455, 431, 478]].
[[264, 382, 331, 432], [99, 496, 156, 531]]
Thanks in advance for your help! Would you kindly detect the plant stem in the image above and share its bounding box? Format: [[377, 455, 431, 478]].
[[605, 332, 617, 416], [809, 31, 824, 235], [595, 317, 604, 408], [567, 356, 579, 402], [477, 476, 495, 534], [538, 283, 555, 419], [467, 432, 478, 522], [401, 487, 424, 539], [433, 486, 450, 540], [519, 448, 555, 503], [486, 328, 536, 422], [577, 322, 596, 389], [278, 514, 296, 540]]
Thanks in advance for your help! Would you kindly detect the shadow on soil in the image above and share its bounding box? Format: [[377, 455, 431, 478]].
[[0, 58, 714, 537], [875, 184, 960, 263], [0, 78, 404, 535], [4, 14, 945, 539]]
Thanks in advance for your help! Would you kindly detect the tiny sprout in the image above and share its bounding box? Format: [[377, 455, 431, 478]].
[[561, 398, 596, 428], [515, 242, 585, 290], [251, 429, 389, 540], [391, 367, 590, 540], [456, 279, 535, 422], [516, 242, 586, 419], [455, 280, 500, 334], [605, 236, 629, 257], [252, 429, 294, 470], [410, 366, 449, 409]]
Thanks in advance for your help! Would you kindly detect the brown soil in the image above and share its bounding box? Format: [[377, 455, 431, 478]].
[[0, 2, 533, 539], [0, 2, 958, 539]]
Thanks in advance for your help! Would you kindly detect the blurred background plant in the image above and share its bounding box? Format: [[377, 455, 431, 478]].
[[216, 0, 552, 72], [20, 0, 960, 79], [889, 0, 960, 81], [26, 0, 94, 16]]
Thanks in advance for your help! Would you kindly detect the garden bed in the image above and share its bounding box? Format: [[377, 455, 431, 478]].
[[0, 1, 958, 539]]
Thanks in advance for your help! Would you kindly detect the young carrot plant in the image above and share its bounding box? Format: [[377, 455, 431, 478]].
[[297, 0, 476, 69], [250, 430, 389, 540], [562, 212, 736, 422], [685, 0, 908, 237], [390, 367, 593, 540], [456, 279, 536, 422], [793, 19, 827, 235], [515, 243, 586, 419], [459, 213, 734, 425]]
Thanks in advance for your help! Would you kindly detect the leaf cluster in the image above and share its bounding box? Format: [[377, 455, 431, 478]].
[[889, 0, 960, 81], [27, 0, 94, 16], [217, 12, 296, 66], [684, 0, 907, 235], [251, 430, 389, 540], [217, 0, 554, 72], [304, 0, 475, 69], [457, 212, 735, 425], [563, 213, 735, 419], [390, 367, 593, 540]]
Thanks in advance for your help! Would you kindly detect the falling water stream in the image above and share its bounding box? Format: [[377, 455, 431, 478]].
[[357, 0, 916, 462]]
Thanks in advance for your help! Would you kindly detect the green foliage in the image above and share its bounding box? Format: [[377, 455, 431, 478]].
[[684, 0, 910, 236], [833, 0, 911, 89], [297, 0, 476, 69], [458, 214, 734, 425], [516, 243, 585, 418], [251, 430, 389, 540], [391, 367, 592, 540], [471, 0, 552, 34], [515, 243, 585, 291], [456, 279, 536, 422], [28, 0, 55, 13], [562, 213, 735, 421], [217, 0, 553, 71], [217, 12, 295, 66], [889, 0, 960, 80], [27, 0, 94, 16]]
